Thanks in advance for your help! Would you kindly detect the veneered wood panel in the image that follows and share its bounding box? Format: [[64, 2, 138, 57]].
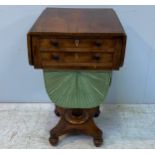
[[29, 8, 125, 35]]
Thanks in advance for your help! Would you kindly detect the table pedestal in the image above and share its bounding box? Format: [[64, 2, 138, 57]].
[[49, 106, 103, 147]]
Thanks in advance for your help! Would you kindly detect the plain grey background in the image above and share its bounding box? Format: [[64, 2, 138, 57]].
[[0, 5, 155, 104]]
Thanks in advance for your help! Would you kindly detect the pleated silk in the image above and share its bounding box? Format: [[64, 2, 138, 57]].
[[43, 71, 112, 108]]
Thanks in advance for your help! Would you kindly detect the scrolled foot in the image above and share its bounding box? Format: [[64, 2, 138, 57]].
[[93, 137, 103, 147], [49, 136, 59, 146]]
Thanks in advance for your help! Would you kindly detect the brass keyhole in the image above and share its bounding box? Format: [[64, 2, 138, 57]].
[[75, 39, 79, 47]]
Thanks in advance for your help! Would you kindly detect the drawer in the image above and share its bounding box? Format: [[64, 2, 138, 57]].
[[41, 51, 113, 64], [38, 38, 120, 52]]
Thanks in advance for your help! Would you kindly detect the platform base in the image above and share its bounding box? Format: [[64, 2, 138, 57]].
[[49, 106, 103, 147]]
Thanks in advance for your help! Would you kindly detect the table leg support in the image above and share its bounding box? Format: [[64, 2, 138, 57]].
[[49, 106, 103, 147]]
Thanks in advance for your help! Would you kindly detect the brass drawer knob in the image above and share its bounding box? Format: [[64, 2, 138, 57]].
[[92, 53, 101, 61], [52, 53, 60, 61]]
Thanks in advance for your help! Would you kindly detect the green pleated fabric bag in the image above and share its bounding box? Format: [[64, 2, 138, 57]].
[[43, 70, 112, 109]]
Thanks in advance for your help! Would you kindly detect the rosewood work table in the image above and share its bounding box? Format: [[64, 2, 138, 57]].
[[27, 8, 126, 147]]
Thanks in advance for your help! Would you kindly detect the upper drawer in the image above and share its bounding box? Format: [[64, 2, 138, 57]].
[[38, 38, 121, 52]]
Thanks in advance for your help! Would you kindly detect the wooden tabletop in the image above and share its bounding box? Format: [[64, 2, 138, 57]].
[[29, 8, 125, 36]]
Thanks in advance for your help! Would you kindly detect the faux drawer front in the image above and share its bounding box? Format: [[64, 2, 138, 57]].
[[41, 52, 113, 67], [38, 38, 119, 52]]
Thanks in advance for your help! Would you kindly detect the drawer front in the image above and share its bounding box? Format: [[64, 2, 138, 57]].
[[40, 51, 113, 68], [41, 51, 113, 63], [38, 38, 121, 52]]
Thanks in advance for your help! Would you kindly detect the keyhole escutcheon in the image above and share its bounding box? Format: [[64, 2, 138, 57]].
[[75, 39, 80, 47]]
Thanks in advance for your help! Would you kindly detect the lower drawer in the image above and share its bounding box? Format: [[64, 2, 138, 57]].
[[41, 51, 113, 64]]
